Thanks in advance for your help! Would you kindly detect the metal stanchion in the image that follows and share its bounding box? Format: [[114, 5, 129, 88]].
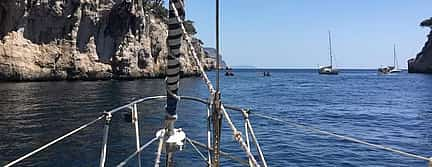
[[99, 112, 112, 167], [132, 104, 142, 167]]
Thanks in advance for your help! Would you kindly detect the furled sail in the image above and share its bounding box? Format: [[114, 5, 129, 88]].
[[166, 0, 185, 117]]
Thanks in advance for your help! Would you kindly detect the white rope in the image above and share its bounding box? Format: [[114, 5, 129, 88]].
[[252, 112, 432, 162], [169, 3, 261, 166], [116, 137, 159, 167], [169, 1, 215, 95], [4, 115, 105, 167], [245, 117, 268, 167], [244, 117, 252, 166], [220, 105, 261, 166]]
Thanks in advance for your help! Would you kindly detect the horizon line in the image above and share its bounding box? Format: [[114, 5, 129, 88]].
[[230, 66, 408, 70]]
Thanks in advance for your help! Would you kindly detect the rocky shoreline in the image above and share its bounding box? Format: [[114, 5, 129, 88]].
[[0, 0, 219, 81]]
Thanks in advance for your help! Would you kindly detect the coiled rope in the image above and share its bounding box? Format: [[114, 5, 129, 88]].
[[252, 112, 432, 164]]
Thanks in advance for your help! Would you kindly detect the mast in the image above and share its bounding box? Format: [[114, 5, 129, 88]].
[[216, 0, 220, 91], [212, 0, 223, 166], [393, 44, 398, 69], [328, 31, 333, 67]]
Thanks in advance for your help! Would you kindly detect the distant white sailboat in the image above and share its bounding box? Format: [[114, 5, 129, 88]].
[[378, 44, 402, 74], [319, 31, 339, 75]]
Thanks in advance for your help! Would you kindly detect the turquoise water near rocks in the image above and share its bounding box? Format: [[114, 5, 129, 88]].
[[1, 69, 432, 166]]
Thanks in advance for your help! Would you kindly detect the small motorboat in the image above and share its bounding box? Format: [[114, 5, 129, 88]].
[[225, 67, 234, 76], [225, 71, 234, 76]]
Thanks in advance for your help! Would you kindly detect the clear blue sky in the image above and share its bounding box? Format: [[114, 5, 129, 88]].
[[177, 0, 432, 68]]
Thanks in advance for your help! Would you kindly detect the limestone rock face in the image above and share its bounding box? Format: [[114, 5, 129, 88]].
[[408, 18, 432, 73], [0, 0, 210, 81], [0, 32, 112, 81]]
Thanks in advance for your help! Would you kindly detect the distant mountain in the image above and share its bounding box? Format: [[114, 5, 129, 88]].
[[232, 66, 258, 69], [203, 47, 221, 59], [203, 47, 227, 68]]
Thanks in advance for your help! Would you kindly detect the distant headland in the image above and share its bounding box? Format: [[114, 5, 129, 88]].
[[408, 17, 432, 74]]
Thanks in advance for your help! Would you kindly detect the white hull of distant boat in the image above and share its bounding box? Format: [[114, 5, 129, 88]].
[[378, 65, 402, 74], [389, 69, 402, 73], [319, 66, 339, 75], [378, 67, 402, 74]]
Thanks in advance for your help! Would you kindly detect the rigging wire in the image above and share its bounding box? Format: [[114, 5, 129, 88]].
[[187, 138, 251, 166], [252, 112, 432, 163], [186, 138, 211, 166], [243, 111, 268, 167], [4, 115, 105, 167], [116, 137, 159, 167], [3, 95, 259, 167]]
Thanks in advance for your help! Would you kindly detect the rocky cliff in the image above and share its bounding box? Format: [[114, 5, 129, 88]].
[[408, 17, 432, 73], [0, 0, 214, 81]]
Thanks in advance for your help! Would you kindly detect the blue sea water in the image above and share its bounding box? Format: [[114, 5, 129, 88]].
[[1, 69, 432, 167]]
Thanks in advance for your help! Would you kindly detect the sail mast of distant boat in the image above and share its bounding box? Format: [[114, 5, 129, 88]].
[[319, 31, 339, 75], [329, 31, 333, 67], [393, 44, 398, 69]]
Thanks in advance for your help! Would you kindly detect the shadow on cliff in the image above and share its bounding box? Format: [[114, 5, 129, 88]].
[[0, 5, 6, 38], [24, 5, 71, 44], [96, 1, 141, 63], [0, 1, 26, 39]]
